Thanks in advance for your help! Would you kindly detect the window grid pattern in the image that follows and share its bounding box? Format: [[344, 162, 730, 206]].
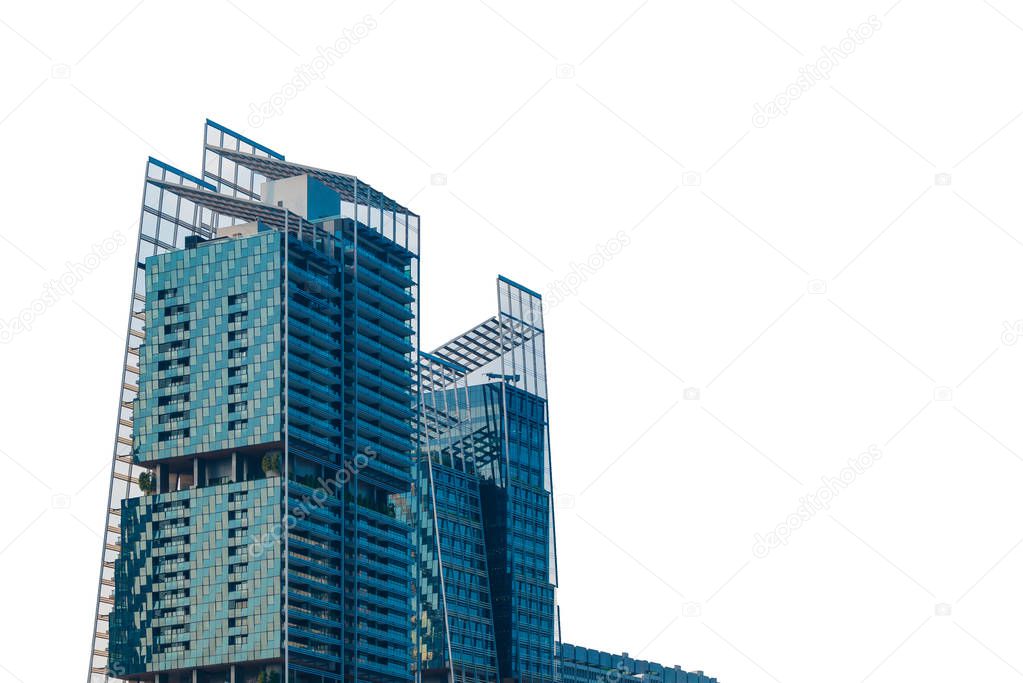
[[414, 278, 559, 683], [134, 232, 283, 461], [472, 384, 557, 683], [110, 478, 282, 675], [557, 644, 718, 683], [88, 157, 222, 683]]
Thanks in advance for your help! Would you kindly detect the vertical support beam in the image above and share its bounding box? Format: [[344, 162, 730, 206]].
[[283, 209, 290, 683]]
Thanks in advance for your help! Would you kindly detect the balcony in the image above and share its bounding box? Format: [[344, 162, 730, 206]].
[[351, 282, 414, 321], [351, 373, 412, 409], [288, 353, 341, 387], [288, 264, 338, 294], [288, 317, 339, 352], [289, 422, 340, 454], [347, 246, 416, 288], [354, 350, 414, 388], [354, 300, 416, 338], [349, 267, 414, 306], [289, 334, 341, 369], [354, 335, 413, 374], [290, 408, 342, 439], [350, 316, 415, 355], [290, 296, 342, 334], [288, 390, 339, 420], [288, 282, 342, 315], [355, 403, 412, 440], [290, 372, 341, 402], [355, 421, 412, 455]]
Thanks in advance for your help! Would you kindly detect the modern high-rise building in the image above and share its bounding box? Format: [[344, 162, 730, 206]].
[[557, 644, 717, 683], [416, 278, 558, 683], [87, 121, 717, 683], [90, 121, 419, 683]]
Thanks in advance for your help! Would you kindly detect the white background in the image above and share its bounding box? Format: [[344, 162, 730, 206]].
[[1, 1, 1022, 681]]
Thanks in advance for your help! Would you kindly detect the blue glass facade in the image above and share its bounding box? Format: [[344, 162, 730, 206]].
[[557, 645, 717, 683], [415, 280, 559, 683], [134, 230, 284, 462], [111, 478, 282, 675], [93, 121, 419, 683], [90, 121, 718, 683], [416, 362, 500, 683]]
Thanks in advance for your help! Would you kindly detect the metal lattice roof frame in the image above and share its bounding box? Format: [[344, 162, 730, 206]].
[[209, 146, 417, 217], [430, 317, 538, 374]]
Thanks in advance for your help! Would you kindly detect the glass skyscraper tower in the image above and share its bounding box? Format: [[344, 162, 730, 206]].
[[88, 121, 717, 683], [417, 278, 558, 683], [90, 121, 419, 683]]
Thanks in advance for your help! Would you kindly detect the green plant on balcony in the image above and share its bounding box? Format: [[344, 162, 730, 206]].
[[261, 450, 282, 477], [257, 670, 281, 683], [137, 470, 156, 495]]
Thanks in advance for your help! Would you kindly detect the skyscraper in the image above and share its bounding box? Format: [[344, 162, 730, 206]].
[[416, 278, 558, 683], [90, 121, 420, 683], [89, 121, 717, 683]]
